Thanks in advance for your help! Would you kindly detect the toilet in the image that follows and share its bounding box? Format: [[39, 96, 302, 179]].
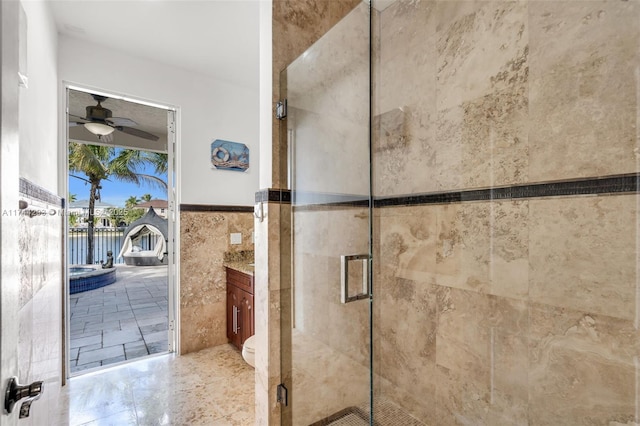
[[242, 335, 256, 368]]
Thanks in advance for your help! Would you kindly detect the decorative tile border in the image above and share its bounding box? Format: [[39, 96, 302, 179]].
[[179, 204, 253, 213], [19, 177, 63, 206], [265, 174, 640, 208], [375, 173, 640, 207], [293, 191, 368, 207], [255, 189, 291, 204]]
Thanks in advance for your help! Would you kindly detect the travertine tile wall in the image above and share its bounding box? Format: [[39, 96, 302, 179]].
[[272, 0, 639, 423], [375, 0, 639, 195], [17, 191, 63, 426], [272, 0, 362, 188], [373, 0, 640, 424], [179, 210, 253, 354]]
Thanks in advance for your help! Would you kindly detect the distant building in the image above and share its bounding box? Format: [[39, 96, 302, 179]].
[[68, 200, 118, 228], [136, 200, 168, 219]]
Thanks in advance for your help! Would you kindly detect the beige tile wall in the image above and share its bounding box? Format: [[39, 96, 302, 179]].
[[272, 0, 362, 188], [373, 0, 640, 423], [375, 0, 639, 197], [375, 195, 639, 423], [528, 1, 639, 181], [179, 210, 253, 355], [254, 201, 287, 425], [275, 0, 639, 423]]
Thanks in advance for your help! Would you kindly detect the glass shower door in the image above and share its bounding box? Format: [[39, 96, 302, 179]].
[[280, 2, 373, 424]]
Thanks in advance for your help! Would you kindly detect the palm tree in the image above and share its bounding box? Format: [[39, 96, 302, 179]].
[[68, 142, 167, 264], [68, 193, 77, 203], [125, 195, 141, 208], [141, 193, 152, 202]]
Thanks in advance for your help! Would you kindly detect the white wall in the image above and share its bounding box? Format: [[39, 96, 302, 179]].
[[259, 0, 272, 189], [19, 0, 59, 194], [58, 35, 260, 206]]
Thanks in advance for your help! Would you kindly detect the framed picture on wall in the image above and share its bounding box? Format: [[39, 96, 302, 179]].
[[210, 139, 250, 172]]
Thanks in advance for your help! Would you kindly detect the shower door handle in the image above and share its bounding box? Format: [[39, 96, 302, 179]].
[[340, 254, 370, 304]]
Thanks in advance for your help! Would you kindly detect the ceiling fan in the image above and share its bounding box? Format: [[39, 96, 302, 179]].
[[68, 94, 160, 142]]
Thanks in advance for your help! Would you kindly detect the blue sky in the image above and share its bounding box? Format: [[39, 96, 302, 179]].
[[69, 158, 168, 208]]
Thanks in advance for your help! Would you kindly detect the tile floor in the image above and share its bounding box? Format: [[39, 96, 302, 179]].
[[55, 344, 255, 425], [70, 265, 169, 373]]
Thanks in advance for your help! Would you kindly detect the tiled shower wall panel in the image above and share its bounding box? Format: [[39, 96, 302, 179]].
[[179, 211, 254, 354], [373, 0, 639, 196], [374, 196, 638, 424], [373, 0, 640, 424], [272, 0, 361, 188]]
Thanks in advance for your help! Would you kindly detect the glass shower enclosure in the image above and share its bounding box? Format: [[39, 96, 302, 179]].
[[281, 2, 373, 424], [281, 0, 640, 424]]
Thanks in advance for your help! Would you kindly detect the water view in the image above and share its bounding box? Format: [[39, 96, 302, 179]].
[[68, 228, 125, 265], [68, 228, 163, 265]]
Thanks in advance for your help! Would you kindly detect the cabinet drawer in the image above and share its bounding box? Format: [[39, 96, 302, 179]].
[[226, 267, 254, 294]]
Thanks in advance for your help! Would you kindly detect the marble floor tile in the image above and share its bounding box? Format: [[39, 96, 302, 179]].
[[55, 344, 255, 425]]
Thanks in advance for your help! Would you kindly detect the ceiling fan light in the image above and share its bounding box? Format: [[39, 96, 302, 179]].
[[84, 122, 114, 136]]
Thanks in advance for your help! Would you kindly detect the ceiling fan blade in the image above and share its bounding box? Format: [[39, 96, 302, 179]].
[[106, 117, 138, 127], [115, 126, 160, 141], [68, 113, 88, 122]]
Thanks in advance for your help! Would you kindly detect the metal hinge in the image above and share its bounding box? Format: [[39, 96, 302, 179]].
[[169, 319, 175, 331], [168, 110, 176, 133], [277, 383, 288, 406], [275, 99, 287, 120]]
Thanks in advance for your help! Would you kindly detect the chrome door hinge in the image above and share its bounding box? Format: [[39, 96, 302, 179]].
[[276, 99, 287, 120], [168, 110, 176, 133]]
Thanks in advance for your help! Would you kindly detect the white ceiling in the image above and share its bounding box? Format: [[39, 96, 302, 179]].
[[49, 0, 260, 90], [54, 1, 260, 152]]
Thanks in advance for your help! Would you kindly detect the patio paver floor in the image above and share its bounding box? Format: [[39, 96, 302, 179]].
[[69, 264, 169, 374]]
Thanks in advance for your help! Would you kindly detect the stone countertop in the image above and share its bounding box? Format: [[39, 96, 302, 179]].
[[223, 261, 255, 277]]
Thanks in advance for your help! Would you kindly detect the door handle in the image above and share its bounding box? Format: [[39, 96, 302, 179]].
[[236, 305, 241, 332], [233, 306, 238, 334], [4, 377, 44, 418], [340, 254, 370, 304]]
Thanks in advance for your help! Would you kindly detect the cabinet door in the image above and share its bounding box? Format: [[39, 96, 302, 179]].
[[239, 290, 254, 348]]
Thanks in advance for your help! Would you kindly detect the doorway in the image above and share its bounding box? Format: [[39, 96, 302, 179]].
[[64, 86, 178, 376]]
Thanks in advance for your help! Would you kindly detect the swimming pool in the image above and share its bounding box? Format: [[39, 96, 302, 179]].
[[69, 266, 117, 294]]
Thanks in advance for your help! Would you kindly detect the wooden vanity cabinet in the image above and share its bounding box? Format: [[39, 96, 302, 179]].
[[226, 267, 254, 350]]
